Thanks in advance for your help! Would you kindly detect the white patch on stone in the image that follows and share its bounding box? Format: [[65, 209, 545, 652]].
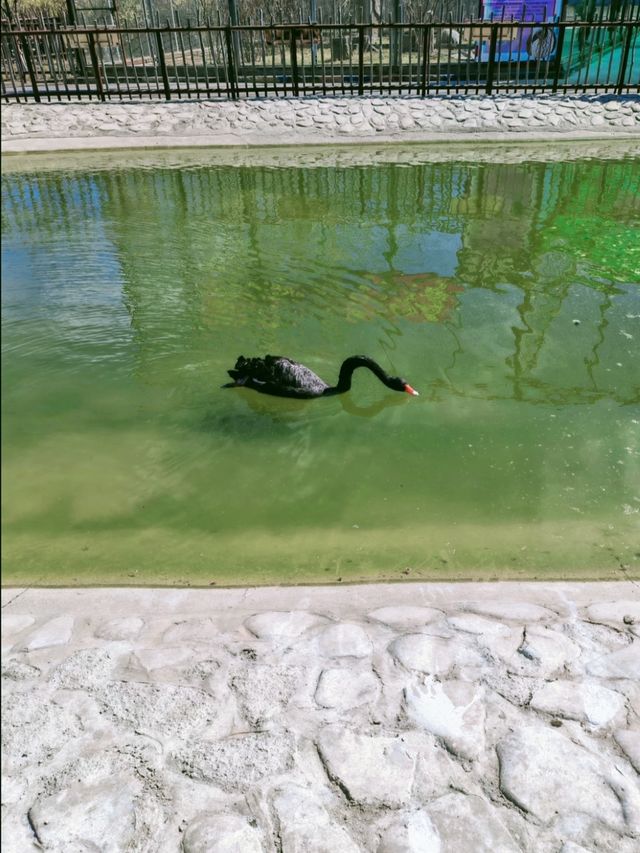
[[183, 812, 264, 853], [162, 617, 218, 644], [530, 680, 626, 727], [369, 606, 443, 629], [389, 634, 484, 674], [497, 725, 634, 833], [315, 667, 380, 710], [308, 623, 373, 658], [427, 793, 519, 853], [95, 616, 144, 640], [132, 646, 195, 671], [1, 614, 35, 638], [403, 677, 485, 760], [585, 600, 640, 626], [317, 726, 416, 807], [23, 616, 74, 650], [28, 777, 143, 852], [377, 809, 441, 853], [484, 626, 581, 677], [244, 611, 326, 639], [272, 784, 360, 853], [0, 774, 26, 805], [447, 613, 512, 637], [586, 643, 640, 680]]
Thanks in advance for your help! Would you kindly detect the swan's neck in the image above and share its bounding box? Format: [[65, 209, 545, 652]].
[[325, 356, 392, 395]]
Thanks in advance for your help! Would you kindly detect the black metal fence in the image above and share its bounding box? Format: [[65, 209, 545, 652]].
[[2, 17, 638, 101]]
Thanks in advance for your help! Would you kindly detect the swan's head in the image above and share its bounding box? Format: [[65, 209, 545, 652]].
[[389, 376, 420, 396]]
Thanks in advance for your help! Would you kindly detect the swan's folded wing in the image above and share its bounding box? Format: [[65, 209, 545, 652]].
[[232, 355, 283, 383], [247, 378, 318, 399]]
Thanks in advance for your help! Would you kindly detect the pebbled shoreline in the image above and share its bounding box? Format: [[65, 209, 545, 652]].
[[2, 94, 639, 153], [2, 581, 639, 851]]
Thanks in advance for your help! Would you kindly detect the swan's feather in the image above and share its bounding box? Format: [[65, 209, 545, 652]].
[[232, 355, 328, 396]]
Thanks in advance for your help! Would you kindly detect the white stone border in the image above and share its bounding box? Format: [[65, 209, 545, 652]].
[[3, 582, 640, 852], [2, 94, 639, 154]]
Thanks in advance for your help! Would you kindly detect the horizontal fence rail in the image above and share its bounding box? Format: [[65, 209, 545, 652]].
[[2, 18, 639, 102]]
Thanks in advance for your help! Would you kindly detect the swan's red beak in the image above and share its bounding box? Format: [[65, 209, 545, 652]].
[[404, 384, 419, 396]]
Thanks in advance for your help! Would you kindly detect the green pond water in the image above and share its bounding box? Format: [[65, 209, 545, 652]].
[[2, 147, 639, 586]]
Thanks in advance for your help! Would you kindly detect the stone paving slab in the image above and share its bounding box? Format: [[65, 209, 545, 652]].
[[2, 581, 639, 852], [2, 94, 638, 154]]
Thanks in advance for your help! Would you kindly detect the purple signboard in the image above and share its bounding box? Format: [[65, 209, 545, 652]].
[[480, 0, 564, 62]]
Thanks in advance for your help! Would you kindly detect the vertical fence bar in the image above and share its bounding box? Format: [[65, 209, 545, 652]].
[[3, 36, 22, 101], [176, 14, 191, 97], [102, 21, 122, 101], [617, 23, 634, 94], [186, 18, 200, 96], [18, 33, 40, 102], [319, 21, 327, 95], [358, 23, 364, 94], [122, 27, 144, 99], [0, 19, 637, 105], [225, 25, 238, 98], [87, 32, 105, 100], [27, 19, 49, 100], [205, 22, 222, 97], [28, 28, 51, 100], [551, 22, 566, 93], [290, 29, 299, 95], [165, 20, 182, 98], [485, 22, 497, 94], [38, 13, 61, 101], [155, 29, 171, 99]]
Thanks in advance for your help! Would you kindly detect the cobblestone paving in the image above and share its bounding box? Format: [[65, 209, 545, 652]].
[[2, 94, 639, 148], [2, 582, 639, 852]]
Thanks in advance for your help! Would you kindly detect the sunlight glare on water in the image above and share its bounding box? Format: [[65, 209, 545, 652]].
[[1, 150, 639, 585]]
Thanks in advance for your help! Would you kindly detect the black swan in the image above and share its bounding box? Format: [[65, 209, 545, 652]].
[[223, 355, 419, 400]]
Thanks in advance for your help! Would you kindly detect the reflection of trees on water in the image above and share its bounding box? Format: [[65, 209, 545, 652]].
[[451, 160, 638, 405], [2, 158, 638, 405]]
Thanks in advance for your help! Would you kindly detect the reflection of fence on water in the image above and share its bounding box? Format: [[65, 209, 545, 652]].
[[3, 158, 637, 407], [1, 15, 638, 100]]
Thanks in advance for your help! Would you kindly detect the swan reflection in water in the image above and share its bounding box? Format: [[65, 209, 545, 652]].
[[233, 383, 412, 420]]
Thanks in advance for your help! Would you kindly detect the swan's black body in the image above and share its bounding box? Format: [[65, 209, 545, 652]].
[[223, 355, 418, 399]]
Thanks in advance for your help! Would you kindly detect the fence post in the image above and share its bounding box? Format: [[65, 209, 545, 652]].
[[224, 25, 239, 99], [421, 24, 431, 97], [290, 29, 299, 96], [551, 24, 566, 93], [87, 32, 106, 101], [485, 23, 498, 95], [358, 25, 365, 95], [616, 24, 633, 95], [155, 30, 171, 99], [18, 33, 41, 103]]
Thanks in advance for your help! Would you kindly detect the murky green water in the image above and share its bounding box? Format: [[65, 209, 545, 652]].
[[2, 147, 639, 585]]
